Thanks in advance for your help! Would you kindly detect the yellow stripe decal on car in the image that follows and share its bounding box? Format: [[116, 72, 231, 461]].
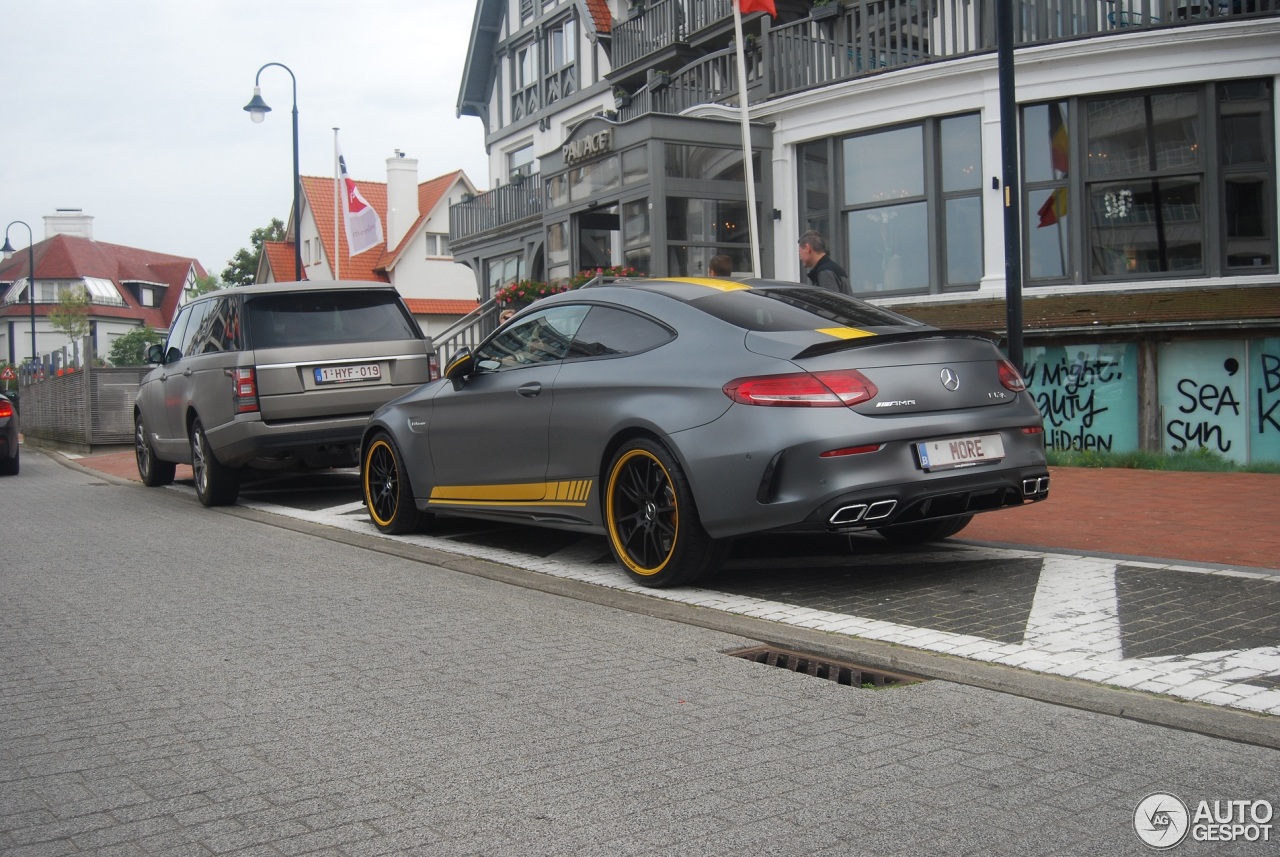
[[816, 327, 876, 339], [428, 479, 593, 507], [662, 276, 752, 291]]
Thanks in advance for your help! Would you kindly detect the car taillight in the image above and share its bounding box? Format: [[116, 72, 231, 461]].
[[998, 358, 1027, 392], [0, 400, 12, 419], [723, 370, 878, 407], [231, 367, 259, 414]]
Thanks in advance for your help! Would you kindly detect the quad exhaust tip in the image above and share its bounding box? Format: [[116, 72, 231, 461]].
[[829, 499, 896, 525], [1023, 476, 1050, 496]]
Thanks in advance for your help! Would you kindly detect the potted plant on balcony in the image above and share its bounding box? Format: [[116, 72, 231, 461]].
[[612, 87, 632, 110], [811, 0, 840, 20]]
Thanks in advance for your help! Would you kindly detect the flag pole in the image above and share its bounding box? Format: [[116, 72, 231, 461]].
[[732, 3, 762, 277], [333, 128, 341, 280]]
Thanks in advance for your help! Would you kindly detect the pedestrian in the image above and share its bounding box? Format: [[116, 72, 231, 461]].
[[498, 309, 516, 324], [708, 254, 733, 277], [798, 230, 851, 294]]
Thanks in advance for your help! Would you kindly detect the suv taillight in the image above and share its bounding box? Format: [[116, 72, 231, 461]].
[[0, 400, 12, 419], [231, 367, 260, 414]]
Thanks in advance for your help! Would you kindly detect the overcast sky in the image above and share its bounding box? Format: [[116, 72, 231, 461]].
[[1, 0, 491, 278]]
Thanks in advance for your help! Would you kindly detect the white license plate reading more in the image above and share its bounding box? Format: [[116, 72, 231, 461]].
[[916, 433, 1005, 471], [314, 363, 382, 384]]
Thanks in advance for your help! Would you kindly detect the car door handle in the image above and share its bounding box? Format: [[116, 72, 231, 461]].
[[517, 382, 542, 398], [183, 368, 193, 376]]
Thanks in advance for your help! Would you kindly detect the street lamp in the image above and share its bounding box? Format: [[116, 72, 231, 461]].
[[244, 62, 303, 281], [2, 221, 38, 366]]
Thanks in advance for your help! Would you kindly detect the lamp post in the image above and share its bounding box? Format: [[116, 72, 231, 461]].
[[2, 221, 38, 366], [244, 62, 303, 281]]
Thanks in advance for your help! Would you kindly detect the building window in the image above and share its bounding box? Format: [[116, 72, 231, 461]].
[[666, 197, 750, 276], [516, 42, 538, 91], [508, 144, 536, 182], [547, 17, 576, 70], [1024, 80, 1275, 284], [424, 234, 451, 258], [486, 253, 525, 298], [1219, 79, 1274, 270], [1025, 101, 1071, 280], [547, 221, 570, 283], [839, 115, 981, 295]]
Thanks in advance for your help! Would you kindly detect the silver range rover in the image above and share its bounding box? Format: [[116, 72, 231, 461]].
[[134, 280, 433, 507]]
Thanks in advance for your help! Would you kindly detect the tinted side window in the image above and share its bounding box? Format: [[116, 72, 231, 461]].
[[566, 306, 673, 358], [245, 291, 420, 348], [198, 296, 243, 354], [175, 301, 212, 360], [163, 306, 193, 363], [477, 305, 589, 369]]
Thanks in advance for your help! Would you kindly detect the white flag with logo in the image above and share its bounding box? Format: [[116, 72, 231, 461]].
[[337, 140, 383, 256]]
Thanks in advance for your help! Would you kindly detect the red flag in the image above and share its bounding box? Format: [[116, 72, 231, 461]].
[[1037, 187, 1067, 228], [336, 141, 384, 257], [739, 0, 776, 16]]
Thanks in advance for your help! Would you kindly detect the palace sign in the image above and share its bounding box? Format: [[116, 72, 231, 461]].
[[562, 129, 612, 166]]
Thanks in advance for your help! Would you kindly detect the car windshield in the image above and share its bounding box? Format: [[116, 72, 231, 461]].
[[245, 292, 420, 348], [689, 287, 926, 332]]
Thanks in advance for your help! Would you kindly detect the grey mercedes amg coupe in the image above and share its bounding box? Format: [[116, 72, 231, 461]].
[[360, 278, 1049, 587]]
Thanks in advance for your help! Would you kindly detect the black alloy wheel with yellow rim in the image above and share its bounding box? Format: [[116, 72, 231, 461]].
[[604, 438, 726, 588], [363, 432, 429, 534]]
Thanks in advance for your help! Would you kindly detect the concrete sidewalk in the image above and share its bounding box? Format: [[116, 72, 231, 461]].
[[64, 445, 1280, 571]]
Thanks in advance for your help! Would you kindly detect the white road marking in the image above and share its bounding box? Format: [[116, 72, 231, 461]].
[[227, 488, 1280, 717]]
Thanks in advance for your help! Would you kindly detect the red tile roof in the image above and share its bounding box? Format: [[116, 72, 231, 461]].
[[300, 169, 467, 282], [261, 241, 306, 283], [0, 233, 204, 331], [405, 298, 480, 316], [584, 0, 612, 33]]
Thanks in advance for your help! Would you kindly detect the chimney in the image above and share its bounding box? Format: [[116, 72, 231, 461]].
[[385, 151, 419, 250], [45, 208, 94, 239]]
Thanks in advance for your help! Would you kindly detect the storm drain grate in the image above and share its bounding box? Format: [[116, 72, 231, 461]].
[[726, 645, 926, 689]]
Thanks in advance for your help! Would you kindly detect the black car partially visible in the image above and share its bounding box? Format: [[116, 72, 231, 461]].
[[0, 391, 18, 476]]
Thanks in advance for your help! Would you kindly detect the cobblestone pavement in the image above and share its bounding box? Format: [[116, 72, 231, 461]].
[[57, 448, 1280, 719], [3, 449, 1278, 856]]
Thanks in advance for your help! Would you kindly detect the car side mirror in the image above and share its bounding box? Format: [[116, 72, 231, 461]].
[[146, 343, 165, 365], [444, 348, 475, 384]]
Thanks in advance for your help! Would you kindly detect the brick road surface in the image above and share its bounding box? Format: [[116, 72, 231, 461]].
[[2, 448, 1278, 855]]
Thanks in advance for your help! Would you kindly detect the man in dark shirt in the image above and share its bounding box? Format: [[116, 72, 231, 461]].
[[798, 230, 851, 294]]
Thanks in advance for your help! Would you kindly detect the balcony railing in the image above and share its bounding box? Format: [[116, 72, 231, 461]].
[[612, 0, 689, 69], [449, 174, 543, 242], [451, 0, 1277, 244]]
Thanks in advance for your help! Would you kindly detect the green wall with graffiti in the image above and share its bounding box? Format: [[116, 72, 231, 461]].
[[1023, 338, 1280, 465]]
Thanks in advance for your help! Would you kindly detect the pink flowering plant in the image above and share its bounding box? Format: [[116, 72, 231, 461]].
[[494, 279, 567, 306], [568, 265, 645, 288]]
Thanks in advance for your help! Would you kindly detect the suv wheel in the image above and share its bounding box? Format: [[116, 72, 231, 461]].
[[191, 418, 239, 506], [135, 412, 175, 487]]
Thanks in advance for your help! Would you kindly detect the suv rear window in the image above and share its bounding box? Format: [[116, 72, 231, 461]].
[[245, 291, 421, 348]]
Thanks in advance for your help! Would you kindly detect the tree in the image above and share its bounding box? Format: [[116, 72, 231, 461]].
[[188, 272, 222, 299], [107, 325, 160, 367], [49, 286, 91, 366], [222, 218, 286, 286]]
